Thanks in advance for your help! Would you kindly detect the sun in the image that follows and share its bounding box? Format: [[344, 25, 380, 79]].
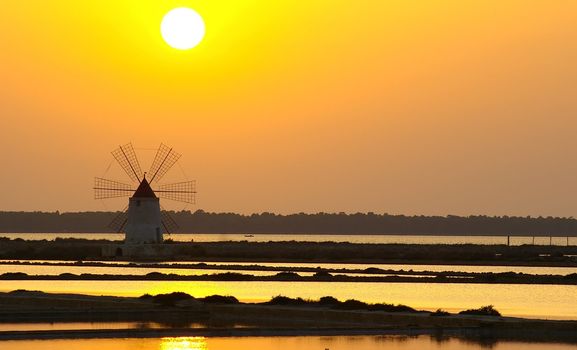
[[161, 8, 205, 50]]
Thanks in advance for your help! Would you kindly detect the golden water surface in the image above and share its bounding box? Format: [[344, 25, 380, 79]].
[[0, 335, 574, 350]]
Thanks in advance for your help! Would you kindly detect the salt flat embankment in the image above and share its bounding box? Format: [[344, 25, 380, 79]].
[[2, 238, 577, 266]]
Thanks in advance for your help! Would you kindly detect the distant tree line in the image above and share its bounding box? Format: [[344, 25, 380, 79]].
[[1, 210, 577, 236]]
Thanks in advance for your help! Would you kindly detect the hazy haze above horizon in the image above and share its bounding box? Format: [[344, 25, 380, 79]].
[[1, 1, 577, 216]]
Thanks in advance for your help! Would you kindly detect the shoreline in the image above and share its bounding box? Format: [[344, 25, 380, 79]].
[[3, 271, 577, 286], [3, 260, 577, 285], [4, 257, 577, 268]]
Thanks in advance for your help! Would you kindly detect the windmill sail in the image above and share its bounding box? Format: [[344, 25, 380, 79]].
[[111, 143, 143, 183], [148, 143, 181, 183], [94, 178, 134, 199], [108, 207, 129, 233], [156, 181, 196, 204], [160, 207, 179, 234]]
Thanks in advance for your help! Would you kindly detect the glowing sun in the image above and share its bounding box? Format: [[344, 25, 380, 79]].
[[161, 8, 205, 50]]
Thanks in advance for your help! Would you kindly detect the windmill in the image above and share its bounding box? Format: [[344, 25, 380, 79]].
[[94, 143, 195, 244]]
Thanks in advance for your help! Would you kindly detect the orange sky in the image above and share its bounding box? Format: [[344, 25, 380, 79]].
[[1, 1, 577, 216]]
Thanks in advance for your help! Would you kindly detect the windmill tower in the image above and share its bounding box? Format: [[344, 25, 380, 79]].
[[94, 143, 195, 244], [125, 174, 162, 243]]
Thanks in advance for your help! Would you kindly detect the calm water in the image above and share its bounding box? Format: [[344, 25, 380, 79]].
[[0, 336, 574, 350], [1, 280, 576, 320], [2, 233, 576, 245]]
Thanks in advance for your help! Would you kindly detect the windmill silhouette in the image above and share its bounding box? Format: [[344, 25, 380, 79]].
[[94, 143, 195, 243]]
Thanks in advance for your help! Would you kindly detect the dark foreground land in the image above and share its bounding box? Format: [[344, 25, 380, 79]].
[[1, 290, 577, 345], [2, 238, 577, 266]]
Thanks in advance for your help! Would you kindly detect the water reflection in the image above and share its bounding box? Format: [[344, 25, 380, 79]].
[[160, 337, 207, 350], [0, 335, 576, 350], [429, 333, 497, 349]]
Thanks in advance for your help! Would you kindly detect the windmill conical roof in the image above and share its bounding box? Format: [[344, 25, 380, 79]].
[[132, 176, 157, 198]]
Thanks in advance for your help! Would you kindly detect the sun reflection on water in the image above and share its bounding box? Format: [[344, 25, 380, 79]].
[[160, 337, 208, 350]]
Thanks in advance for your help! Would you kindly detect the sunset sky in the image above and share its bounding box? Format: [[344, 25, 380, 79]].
[[1, 1, 577, 216]]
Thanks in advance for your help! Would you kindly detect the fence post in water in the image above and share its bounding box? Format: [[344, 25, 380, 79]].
[[550, 236, 552, 246], [507, 235, 510, 246], [532, 236, 535, 245]]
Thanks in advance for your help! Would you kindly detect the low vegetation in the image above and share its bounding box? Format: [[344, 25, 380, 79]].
[[265, 295, 417, 313], [139, 292, 239, 306], [430, 309, 451, 316], [202, 295, 239, 304], [140, 292, 194, 306], [459, 305, 501, 317], [138, 293, 417, 313]]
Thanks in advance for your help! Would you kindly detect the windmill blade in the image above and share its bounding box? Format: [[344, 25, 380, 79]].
[[108, 207, 128, 233], [148, 143, 181, 183], [155, 181, 196, 204], [160, 208, 179, 234], [111, 143, 143, 183], [94, 178, 134, 199]]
